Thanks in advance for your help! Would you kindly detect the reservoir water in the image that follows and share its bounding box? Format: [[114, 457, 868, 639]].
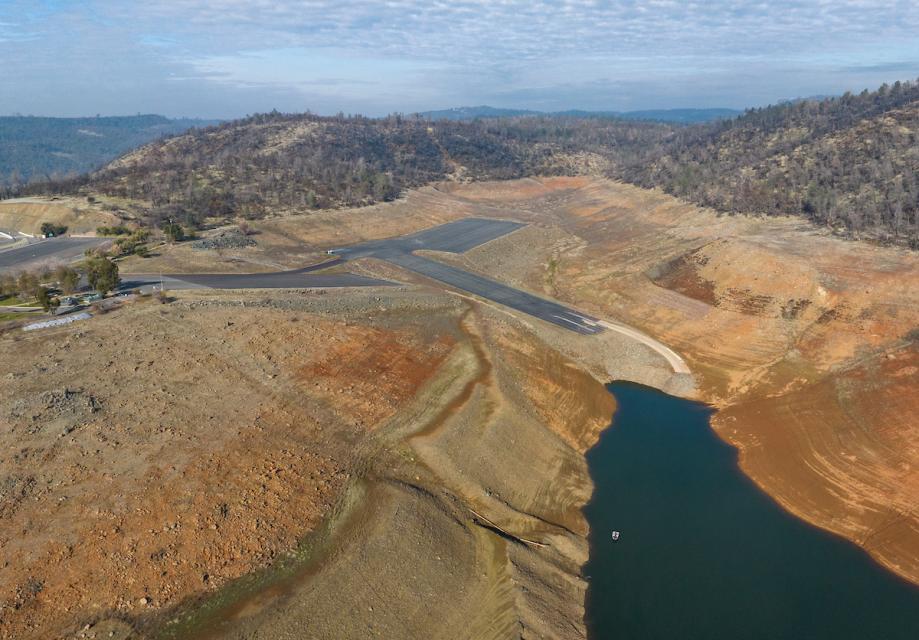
[[583, 382, 919, 640]]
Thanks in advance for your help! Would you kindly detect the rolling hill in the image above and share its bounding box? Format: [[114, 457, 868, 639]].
[[621, 80, 919, 244], [27, 112, 669, 226], [12, 79, 919, 246]]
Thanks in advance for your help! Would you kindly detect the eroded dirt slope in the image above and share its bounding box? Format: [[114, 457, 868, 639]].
[[432, 176, 919, 584], [180, 174, 918, 586], [0, 198, 118, 236], [0, 289, 458, 639], [197, 303, 619, 640], [0, 277, 627, 640], [3, 175, 916, 640]]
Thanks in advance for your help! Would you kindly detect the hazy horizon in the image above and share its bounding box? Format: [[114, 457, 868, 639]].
[[0, 105, 741, 121], [2, 1, 918, 119]]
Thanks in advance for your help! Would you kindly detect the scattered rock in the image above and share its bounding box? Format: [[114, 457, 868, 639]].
[[192, 230, 257, 251]]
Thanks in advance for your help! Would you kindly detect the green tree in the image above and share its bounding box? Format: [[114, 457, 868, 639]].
[[37, 286, 60, 314], [163, 222, 185, 243], [54, 265, 80, 294], [86, 255, 120, 294], [371, 172, 397, 201], [114, 236, 137, 256]]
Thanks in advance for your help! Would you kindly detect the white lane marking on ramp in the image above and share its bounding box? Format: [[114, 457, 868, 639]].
[[570, 313, 601, 327], [553, 314, 590, 329]]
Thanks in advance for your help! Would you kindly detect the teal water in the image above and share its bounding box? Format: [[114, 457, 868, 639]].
[[583, 382, 919, 640]]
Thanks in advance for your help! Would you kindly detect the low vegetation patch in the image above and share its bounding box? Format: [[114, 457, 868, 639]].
[[96, 224, 132, 236]]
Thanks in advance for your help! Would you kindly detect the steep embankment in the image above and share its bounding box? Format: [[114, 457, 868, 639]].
[[183, 307, 619, 640], [436, 176, 919, 585], [0, 197, 119, 236], [158, 176, 918, 633]]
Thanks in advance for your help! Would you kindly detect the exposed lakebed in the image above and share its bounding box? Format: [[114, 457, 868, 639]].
[[584, 382, 919, 640]]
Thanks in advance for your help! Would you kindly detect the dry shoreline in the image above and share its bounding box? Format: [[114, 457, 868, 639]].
[[157, 301, 643, 640], [435, 176, 919, 588], [2, 176, 916, 638], [142, 261, 701, 639]]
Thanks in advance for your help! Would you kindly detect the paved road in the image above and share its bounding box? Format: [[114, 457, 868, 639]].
[[332, 217, 602, 335], [332, 218, 527, 260], [331, 218, 692, 371], [389, 253, 602, 334], [0, 237, 107, 271], [121, 260, 387, 291], [0, 218, 685, 368]]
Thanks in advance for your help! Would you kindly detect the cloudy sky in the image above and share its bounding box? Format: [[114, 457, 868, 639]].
[[2, 0, 918, 118]]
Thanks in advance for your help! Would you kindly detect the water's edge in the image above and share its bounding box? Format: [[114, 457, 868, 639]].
[[582, 381, 919, 640]]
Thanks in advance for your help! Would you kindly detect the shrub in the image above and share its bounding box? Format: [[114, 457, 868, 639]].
[[0, 274, 16, 297], [96, 225, 131, 236], [36, 286, 60, 314], [162, 223, 185, 243], [17, 272, 39, 298], [40, 222, 68, 237]]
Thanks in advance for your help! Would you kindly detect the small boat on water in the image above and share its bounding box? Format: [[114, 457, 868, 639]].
[[611, 530, 621, 542]]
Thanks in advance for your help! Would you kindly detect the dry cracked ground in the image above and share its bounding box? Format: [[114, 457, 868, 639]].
[[0, 176, 917, 639]]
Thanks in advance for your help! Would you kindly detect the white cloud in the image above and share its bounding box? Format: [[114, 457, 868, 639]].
[[2, 1, 918, 116], [91, 0, 919, 61]]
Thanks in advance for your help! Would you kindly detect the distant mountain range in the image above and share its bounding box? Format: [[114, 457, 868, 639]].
[[0, 114, 218, 185], [415, 105, 742, 124]]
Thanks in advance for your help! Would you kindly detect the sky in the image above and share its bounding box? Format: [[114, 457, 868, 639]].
[[2, 0, 919, 119]]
